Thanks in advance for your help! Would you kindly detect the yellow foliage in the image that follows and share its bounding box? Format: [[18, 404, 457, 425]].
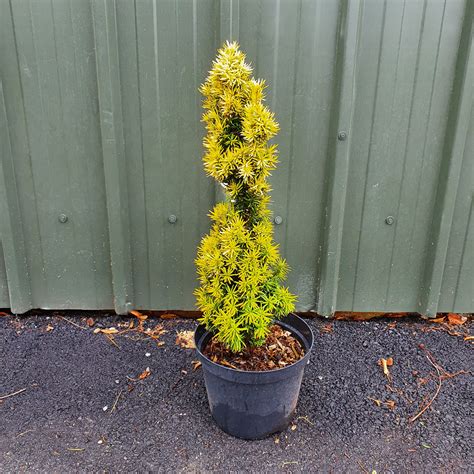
[[195, 42, 296, 352]]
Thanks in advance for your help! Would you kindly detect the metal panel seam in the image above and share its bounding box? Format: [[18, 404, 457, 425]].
[[420, 1, 473, 317], [92, 0, 134, 314], [316, 0, 361, 317], [0, 81, 32, 313]]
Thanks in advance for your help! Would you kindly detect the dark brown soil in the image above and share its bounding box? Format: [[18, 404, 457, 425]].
[[203, 324, 305, 371]]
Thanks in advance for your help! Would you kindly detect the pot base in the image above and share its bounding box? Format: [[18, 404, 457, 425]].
[[211, 404, 294, 440]]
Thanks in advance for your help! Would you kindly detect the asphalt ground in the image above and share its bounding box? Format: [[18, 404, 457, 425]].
[[0, 312, 472, 473]]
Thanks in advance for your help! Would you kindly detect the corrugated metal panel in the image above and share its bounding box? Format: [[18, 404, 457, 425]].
[[439, 108, 474, 313], [1, 0, 113, 312], [0, 0, 472, 316], [338, 0, 471, 314]]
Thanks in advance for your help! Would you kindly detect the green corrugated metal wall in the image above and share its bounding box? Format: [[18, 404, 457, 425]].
[[0, 0, 472, 316]]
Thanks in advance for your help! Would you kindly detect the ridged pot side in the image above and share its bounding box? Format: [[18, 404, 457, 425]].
[[195, 314, 314, 440]]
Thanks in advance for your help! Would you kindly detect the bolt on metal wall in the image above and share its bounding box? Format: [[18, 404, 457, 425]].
[[0, 0, 472, 316]]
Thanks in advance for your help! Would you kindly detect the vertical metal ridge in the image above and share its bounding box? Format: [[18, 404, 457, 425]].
[[420, 0, 473, 317], [407, 0, 446, 250], [191, 0, 201, 305], [219, 0, 228, 43], [175, 0, 185, 301], [192, 0, 198, 103], [351, 0, 387, 309], [152, 0, 163, 148], [50, 0, 81, 293], [26, 0, 50, 301], [69, 0, 101, 307], [0, 242, 10, 307], [192, 0, 203, 224], [92, 0, 134, 314], [384, 0, 426, 306], [134, 0, 151, 307], [282, 0, 302, 258], [271, 0, 280, 111], [220, 0, 239, 43], [234, 0, 240, 42], [253, 1, 263, 78], [0, 82, 32, 313], [453, 197, 473, 308], [316, 0, 361, 317], [7, 0, 46, 306]]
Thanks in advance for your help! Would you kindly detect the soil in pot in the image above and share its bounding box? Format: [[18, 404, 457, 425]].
[[202, 324, 305, 371]]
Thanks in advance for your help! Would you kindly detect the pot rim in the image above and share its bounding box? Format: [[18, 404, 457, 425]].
[[194, 313, 314, 375]]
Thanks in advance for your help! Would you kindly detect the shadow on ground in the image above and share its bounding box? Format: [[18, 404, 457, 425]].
[[0, 313, 472, 472]]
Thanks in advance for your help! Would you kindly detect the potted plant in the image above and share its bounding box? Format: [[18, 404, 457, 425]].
[[194, 42, 313, 440]]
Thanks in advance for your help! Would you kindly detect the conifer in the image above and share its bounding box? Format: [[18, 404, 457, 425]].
[[195, 42, 296, 352]]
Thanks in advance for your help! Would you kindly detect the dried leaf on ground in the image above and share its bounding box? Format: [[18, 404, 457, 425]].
[[336, 312, 385, 321], [143, 325, 166, 336], [137, 368, 151, 380], [176, 330, 195, 349], [130, 310, 148, 321], [320, 322, 333, 334], [86, 318, 95, 327], [447, 313, 467, 326], [369, 397, 382, 407], [378, 357, 393, 377], [160, 313, 178, 320], [192, 360, 202, 371], [368, 397, 396, 409], [464, 335, 474, 341], [0, 312, 10, 317], [421, 321, 470, 339], [46, 324, 54, 332], [431, 316, 446, 323], [335, 312, 408, 321], [94, 327, 119, 335]]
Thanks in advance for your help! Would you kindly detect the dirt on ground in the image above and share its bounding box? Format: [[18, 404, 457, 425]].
[[0, 312, 472, 472]]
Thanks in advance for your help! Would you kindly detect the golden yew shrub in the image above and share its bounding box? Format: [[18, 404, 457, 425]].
[[195, 42, 296, 352]]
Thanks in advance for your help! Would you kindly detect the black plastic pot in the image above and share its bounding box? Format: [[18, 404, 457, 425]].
[[194, 313, 314, 440]]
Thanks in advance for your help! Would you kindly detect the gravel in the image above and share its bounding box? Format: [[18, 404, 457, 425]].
[[0, 312, 472, 472]]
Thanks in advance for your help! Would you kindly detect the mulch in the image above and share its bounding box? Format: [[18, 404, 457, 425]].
[[203, 324, 304, 371]]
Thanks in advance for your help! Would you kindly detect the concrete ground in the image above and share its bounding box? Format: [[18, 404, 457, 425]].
[[0, 312, 472, 473]]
